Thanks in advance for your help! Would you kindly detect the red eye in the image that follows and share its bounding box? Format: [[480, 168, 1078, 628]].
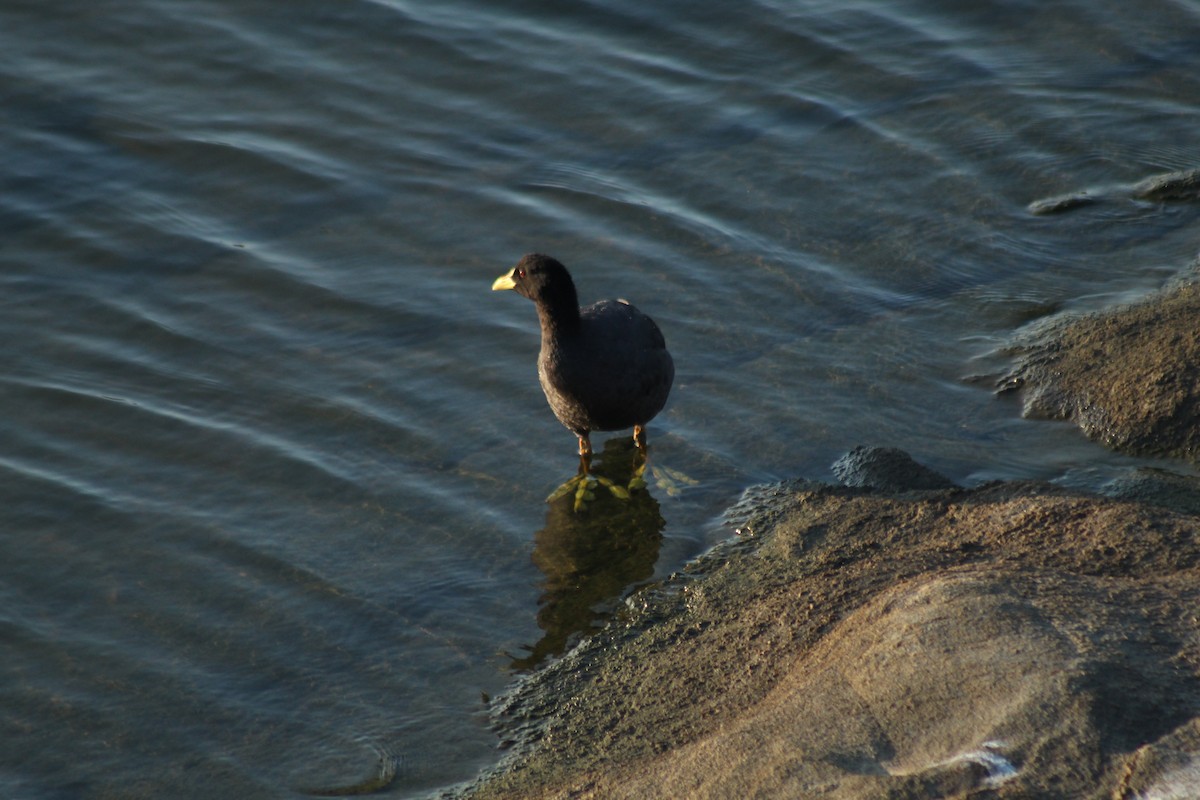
[[517, 268, 526, 279]]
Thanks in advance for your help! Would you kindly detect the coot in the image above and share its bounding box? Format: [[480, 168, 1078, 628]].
[[492, 253, 674, 472]]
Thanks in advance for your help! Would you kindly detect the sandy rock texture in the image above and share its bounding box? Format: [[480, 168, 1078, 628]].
[[454, 477, 1200, 799], [1000, 280, 1200, 460]]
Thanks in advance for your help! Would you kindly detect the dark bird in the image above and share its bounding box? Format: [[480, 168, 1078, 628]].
[[492, 253, 674, 495]]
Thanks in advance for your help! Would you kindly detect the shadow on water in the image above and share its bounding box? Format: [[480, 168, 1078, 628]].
[[511, 437, 665, 671]]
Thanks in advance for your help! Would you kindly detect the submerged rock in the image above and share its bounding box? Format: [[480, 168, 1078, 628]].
[[452, 474, 1200, 799], [1132, 167, 1200, 202], [832, 445, 958, 492], [999, 281, 1200, 460], [1102, 468, 1200, 515], [1027, 166, 1200, 214], [1027, 190, 1101, 216]]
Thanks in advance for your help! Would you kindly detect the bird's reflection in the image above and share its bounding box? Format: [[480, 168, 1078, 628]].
[[510, 437, 665, 671]]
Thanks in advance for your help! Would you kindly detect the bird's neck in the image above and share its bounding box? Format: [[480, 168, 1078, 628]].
[[535, 285, 582, 340]]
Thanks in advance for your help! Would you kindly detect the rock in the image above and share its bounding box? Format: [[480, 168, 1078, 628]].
[[1131, 167, 1200, 202], [832, 445, 958, 492], [453, 478, 1200, 799], [1116, 719, 1200, 799], [1102, 468, 1200, 515], [1027, 190, 1101, 216], [1026, 166, 1200, 215], [999, 281, 1200, 460]]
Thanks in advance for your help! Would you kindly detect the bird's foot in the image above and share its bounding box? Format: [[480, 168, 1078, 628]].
[[627, 436, 657, 492], [596, 475, 630, 501], [651, 465, 698, 497], [627, 456, 648, 492], [546, 473, 589, 504], [546, 473, 630, 511]]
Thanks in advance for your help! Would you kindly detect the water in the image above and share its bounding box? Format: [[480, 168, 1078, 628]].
[[3, 0, 1200, 796]]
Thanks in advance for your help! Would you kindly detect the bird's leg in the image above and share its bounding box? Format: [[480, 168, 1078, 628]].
[[548, 434, 600, 510], [632, 425, 647, 451], [568, 434, 606, 510], [577, 435, 593, 474], [629, 425, 648, 491]]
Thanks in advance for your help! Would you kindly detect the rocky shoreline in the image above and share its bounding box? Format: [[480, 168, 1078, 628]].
[[999, 278, 1200, 461], [450, 265, 1200, 799]]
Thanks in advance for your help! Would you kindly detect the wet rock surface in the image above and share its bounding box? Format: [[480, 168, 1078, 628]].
[[1000, 280, 1200, 460], [453, 477, 1200, 800], [832, 445, 958, 492], [1132, 167, 1200, 202], [1027, 166, 1200, 215], [1102, 468, 1200, 515]]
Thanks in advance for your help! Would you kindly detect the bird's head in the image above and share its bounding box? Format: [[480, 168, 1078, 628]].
[[492, 253, 578, 311]]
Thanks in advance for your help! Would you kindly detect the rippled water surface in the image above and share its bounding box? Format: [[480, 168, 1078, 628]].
[[4, 0, 1200, 796]]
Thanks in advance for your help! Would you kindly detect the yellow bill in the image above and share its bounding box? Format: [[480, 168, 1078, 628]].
[[492, 268, 517, 291]]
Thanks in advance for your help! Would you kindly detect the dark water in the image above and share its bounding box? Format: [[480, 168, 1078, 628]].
[[4, 0, 1200, 796]]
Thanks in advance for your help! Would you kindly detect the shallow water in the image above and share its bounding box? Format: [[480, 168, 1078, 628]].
[[3, 0, 1200, 796]]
